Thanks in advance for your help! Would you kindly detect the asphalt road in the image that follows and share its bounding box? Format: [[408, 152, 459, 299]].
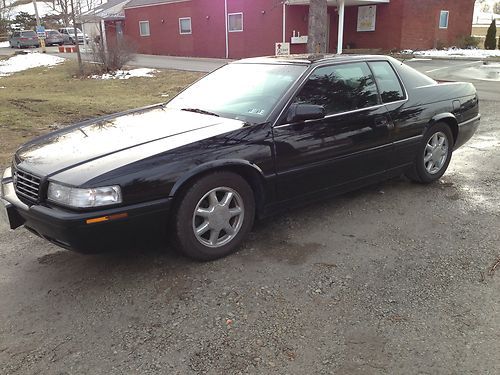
[[0, 58, 499, 374]]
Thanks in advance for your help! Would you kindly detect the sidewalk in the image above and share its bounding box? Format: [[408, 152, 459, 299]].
[[52, 49, 230, 73]]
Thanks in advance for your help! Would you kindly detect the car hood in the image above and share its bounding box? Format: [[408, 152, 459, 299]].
[[15, 105, 247, 178]]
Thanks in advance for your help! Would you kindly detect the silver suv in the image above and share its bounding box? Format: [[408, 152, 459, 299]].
[[58, 27, 89, 44]]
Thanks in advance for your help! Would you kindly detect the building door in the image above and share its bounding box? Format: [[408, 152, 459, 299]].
[[116, 21, 123, 40]]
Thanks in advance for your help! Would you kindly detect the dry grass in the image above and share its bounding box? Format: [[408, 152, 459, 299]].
[[0, 60, 203, 165]]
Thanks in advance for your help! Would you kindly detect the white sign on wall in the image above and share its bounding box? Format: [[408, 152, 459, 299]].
[[275, 42, 290, 56], [357, 5, 377, 32]]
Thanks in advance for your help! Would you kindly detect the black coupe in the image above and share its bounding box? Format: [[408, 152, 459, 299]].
[[0, 55, 480, 260]]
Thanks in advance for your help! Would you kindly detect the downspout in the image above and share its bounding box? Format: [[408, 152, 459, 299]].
[[224, 0, 229, 58], [337, 0, 345, 54]]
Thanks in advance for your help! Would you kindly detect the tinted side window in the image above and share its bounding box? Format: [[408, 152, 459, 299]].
[[368, 61, 405, 103], [293, 62, 378, 116]]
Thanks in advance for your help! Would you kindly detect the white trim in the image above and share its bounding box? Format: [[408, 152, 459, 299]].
[[282, 3, 286, 43], [228, 12, 243, 32], [224, 0, 228, 58], [139, 20, 150, 36], [125, 0, 189, 10], [439, 10, 449, 29], [179, 17, 192, 34]]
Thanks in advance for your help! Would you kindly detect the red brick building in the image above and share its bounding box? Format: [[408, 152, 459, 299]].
[[123, 0, 475, 59]]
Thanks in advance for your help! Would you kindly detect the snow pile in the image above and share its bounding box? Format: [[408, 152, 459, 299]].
[[0, 41, 9, 48], [414, 48, 500, 59], [0, 52, 65, 77], [91, 68, 157, 80]]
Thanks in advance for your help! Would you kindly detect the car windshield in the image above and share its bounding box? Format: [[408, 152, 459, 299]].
[[21, 31, 36, 37], [167, 63, 307, 123], [67, 29, 82, 35]]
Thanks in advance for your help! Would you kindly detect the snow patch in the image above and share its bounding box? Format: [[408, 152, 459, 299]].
[[414, 48, 500, 59], [91, 68, 157, 80], [0, 41, 9, 48], [0, 52, 65, 77]]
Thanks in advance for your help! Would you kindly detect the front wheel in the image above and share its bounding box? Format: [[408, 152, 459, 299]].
[[173, 171, 255, 261], [406, 122, 454, 183]]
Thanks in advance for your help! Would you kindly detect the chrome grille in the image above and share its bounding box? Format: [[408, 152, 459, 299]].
[[13, 168, 41, 203]]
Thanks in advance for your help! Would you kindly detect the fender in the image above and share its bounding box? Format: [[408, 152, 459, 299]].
[[169, 159, 266, 197], [427, 112, 459, 141]]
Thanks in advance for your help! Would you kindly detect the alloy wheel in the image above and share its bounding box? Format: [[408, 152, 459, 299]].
[[192, 187, 244, 248], [424, 131, 449, 174]]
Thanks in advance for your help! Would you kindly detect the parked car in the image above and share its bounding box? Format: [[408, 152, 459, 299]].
[[58, 27, 89, 44], [9, 30, 39, 48], [0, 55, 480, 260], [44, 29, 64, 46]]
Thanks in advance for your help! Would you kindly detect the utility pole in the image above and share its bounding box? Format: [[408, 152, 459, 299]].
[[70, 0, 83, 75], [32, 0, 46, 53]]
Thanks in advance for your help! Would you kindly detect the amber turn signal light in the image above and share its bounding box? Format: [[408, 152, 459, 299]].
[[86, 213, 128, 224]]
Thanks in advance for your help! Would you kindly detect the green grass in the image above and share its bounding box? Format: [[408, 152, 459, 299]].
[[0, 61, 203, 164]]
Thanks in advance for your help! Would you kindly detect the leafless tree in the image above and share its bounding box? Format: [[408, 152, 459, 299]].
[[494, 1, 500, 14], [43, 0, 71, 25], [307, 0, 328, 54]]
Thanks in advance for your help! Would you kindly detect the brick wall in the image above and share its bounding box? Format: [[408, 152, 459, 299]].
[[400, 0, 475, 50]]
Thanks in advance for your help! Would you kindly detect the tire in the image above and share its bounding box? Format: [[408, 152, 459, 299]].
[[406, 122, 454, 183], [173, 171, 255, 261]]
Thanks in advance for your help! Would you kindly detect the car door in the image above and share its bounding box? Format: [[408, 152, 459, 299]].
[[59, 29, 69, 43], [366, 60, 418, 169], [10, 32, 20, 46], [272, 61, 394, 201]]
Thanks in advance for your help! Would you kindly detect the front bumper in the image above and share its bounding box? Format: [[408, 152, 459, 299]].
[[1, 167, 173, 253]]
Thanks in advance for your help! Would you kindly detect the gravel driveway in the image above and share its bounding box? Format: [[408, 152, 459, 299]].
[[1, 69, 499, 375]]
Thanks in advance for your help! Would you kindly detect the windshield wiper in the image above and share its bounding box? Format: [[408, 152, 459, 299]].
[[181, 108, 220, 117]]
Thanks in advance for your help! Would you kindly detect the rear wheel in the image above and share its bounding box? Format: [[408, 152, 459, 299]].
[[406, 122, 454, 183], [173, 171, 255, 261]]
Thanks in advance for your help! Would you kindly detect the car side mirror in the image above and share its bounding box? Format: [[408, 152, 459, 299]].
[[287, 103, 325, 123]]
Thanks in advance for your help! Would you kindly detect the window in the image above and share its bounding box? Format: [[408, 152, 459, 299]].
[[139, 21, 150, 36], [228, 13, 243, 32], [439, 10, 449, 29], [368, 61, 405, 103], [179, 17, 192, 34], [293, 62, 378, 116]]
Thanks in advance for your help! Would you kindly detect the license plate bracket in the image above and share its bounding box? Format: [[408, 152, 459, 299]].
[[0, 198, 25, 230]]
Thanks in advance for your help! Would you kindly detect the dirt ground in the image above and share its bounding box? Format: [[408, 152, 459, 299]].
[[0, 65, 499, 374]]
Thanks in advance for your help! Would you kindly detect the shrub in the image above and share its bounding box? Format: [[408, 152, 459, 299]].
[[484, 20, 497, 50], [436, 40, 446, 50], [456, 35, 480, 49], [90, 36, 136, 73]]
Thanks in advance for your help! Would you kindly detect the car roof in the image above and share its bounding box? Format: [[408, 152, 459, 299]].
[[235, 54, 393, 66]]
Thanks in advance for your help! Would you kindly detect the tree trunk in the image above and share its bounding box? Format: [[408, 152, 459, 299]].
[[307, 0, 328, 54]]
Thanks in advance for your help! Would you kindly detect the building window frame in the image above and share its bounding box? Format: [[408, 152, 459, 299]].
[[439, 10, 449, 29], [228, 12, 243, 32], [139, 20, 150, 36], [179, 17, 192, 35]]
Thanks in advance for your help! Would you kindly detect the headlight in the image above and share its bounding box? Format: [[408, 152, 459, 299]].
[[48, 182, 122, 208]]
